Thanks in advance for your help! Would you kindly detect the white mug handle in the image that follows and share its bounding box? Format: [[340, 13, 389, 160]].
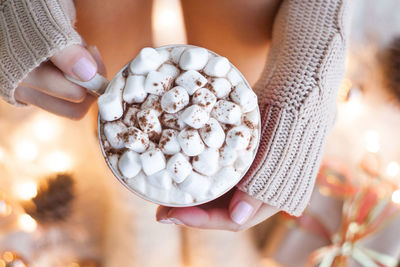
[[65, 73, 109, 97]]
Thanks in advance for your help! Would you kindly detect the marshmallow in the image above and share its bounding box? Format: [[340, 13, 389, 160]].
[[161, 86, 189, 113], [203, 56, 231, 77], [175, 70, 208, 95], [158, 64, 180, 80], [157, 49, 170, 63], [147, 169, 172, 190], [209, 78, 231, 98], [230, 83, 258, 112], [180, 105, 209, 129], [198, 118, 225, 148], [160, 112, 186, 130], [123, 75, 147, 104], [171, 47, 186, 64], [234, 151, 253, 172], [137, 109, 162, 141], [247, 130, 259, 152], [159, 129, 180, 155], [108, 154, 119, 171], [243, 108, 259, 128], [122, 105, 140, 127], [227, 68, 242, 87], [118, 150, 142, 178], [211, 100, 242, 125], [123, 127, 149, 153], [209, 166, 241, 196], [179, 47, 209, 71], [129, 47, 163, 75], [225, 125, 251, 150], [178, 128, 205, 156], [98, 73, 125, 121], [166, 153, 192, 183], [192, 88, 217, 112], [140, 148, 166, 176], [192, 148, 219, 176], [141, 94, 162, 116], [179, 172, 211, 200], [125, 171, 147, 194], [168, 187, 193, 204], [144, 70, 173, 96], [103, 121, 127, 149], [146, 184, 169, 203], [219, 145, 237, 166]]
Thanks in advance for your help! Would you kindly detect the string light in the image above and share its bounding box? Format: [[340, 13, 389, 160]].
[[13, 181, 37, 200], [17, 214, 37, 232], [14, 140, 38, 161], [363, 130, 380, 153], [31, 114, 60, 141], [44, 151, 72, 172], [386, 161, 400, 177]]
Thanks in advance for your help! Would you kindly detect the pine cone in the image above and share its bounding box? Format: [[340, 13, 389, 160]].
[[24, 173, 75, 223]]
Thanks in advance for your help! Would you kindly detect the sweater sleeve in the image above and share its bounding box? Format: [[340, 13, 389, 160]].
[[238, 0, 352, 216], [0, 0, 81, 105]]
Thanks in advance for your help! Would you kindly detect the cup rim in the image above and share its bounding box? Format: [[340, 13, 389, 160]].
[[98, 44, 261, 207]]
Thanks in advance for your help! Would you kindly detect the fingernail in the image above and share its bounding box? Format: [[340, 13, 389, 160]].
[[169, 218, 184, 226], [72, 57, 96, 81], [231, 201, 254, 225], [158, 219, 173, 224]]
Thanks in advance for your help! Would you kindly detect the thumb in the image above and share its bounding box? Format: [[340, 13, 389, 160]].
[[229, 189, 263, 225], [50, 44, 97, 82]]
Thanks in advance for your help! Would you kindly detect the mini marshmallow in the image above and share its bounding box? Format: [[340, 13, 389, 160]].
[[179, 47, 209, 70], [247, 130, 259, 151], [230, 83, 258, 112], [161, 86, 189, 113], [141, 95, 162, 116], [159, 129, 180, 155], [144, 71, 173, 96], [137, 109, 162, 141], [147, 169, 172, 190], [219, 145, 237, 166], [225, 125, 251, 150], [168, 187, 193, 204], [211, 100, 242, 125], [209, 166, 241, 196], [108, 154, 119, 171], [209, 78, 231, 98], [124, 127, 149, 153], [118, 150, 142, 178], [178, 128, 205, 156], [158, 64, 180, 80], [103, 121, 127, 149], [203, 56, 231, 77], [171, 47, 186, 64], [123, 75, 147, 104], [234, 151, 253, 172], [160, 112, 186, 130], [166, 153, 192, 183], [157, 49, 170, 63], [129, 47, 163, 75], [125, 171, 147, 194], [146, 184, 169, 203], [180, 105, 209, 129], [227, 68, 242, 87], [243, 108, 259, 128], [98, 73, 125, 121], [198, 118, 225, 148], [140, 148, 166, 176], [192, 148, 219, 176], [179, 172, 211, 200], [192, 88, 217, 112], [175, 70, 207, 95], [122, 105, 140, 127]]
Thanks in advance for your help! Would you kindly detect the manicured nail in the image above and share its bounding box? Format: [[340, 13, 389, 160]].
[[169, 218, 184, 225], [231, 201, 254, 225], [158, 219, 173, 224], [72, 57, 96, 81]]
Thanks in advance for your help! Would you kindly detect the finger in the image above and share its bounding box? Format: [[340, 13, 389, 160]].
[[228, 189, 263, 225], [15, 86, 95, 120], [243, 204, 279, 228], [156, 206, 173, 224], [50, 44, 97, 82], [22, 62, 86, 103]]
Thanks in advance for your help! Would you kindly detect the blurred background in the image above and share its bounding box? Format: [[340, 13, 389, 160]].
[[1, 0, 400, 266]]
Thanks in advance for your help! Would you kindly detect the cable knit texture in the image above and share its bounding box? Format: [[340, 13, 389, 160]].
[[0, 0, 81, 105], [238, 0, 352, 216]]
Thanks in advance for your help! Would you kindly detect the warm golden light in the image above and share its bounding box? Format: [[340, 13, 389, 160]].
[[363, 130, 380, 153], [14, 140, 38, 161], [0, 199, 12, 217], [2, 252, 14, 262], [0, 147, 5, 162], [0, 259, 5, 267], [44, 151, 72, 172], [17, 214, 37, 232], [386, 161, 400, 177], [392, 190, 400, 204], [13, 181, 37, 200], [31, 115, 59, 141]]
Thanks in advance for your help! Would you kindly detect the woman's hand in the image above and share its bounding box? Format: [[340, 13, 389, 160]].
[[156, 189, 279, 231]]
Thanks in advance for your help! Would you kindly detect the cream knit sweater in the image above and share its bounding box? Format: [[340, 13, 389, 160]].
[[0, 0, 351, 215]]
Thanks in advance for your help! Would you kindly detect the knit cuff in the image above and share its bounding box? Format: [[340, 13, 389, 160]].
[[0, 0, 81, 105]]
